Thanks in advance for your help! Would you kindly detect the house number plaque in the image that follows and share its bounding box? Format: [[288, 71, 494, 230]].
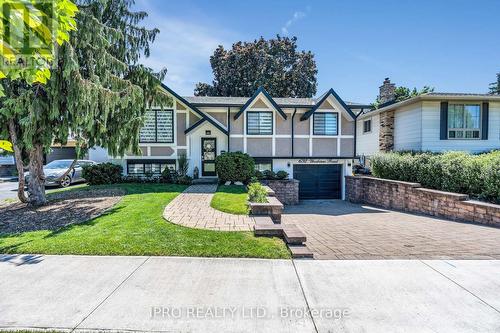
[[297, 159, 339, 164]]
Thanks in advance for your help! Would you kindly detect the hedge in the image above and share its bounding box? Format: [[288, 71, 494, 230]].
[[370, 151, 500, 203], [82, 163, 123, 185]]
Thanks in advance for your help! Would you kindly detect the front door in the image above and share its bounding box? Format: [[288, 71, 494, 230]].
[[201, 138, 217, 177]]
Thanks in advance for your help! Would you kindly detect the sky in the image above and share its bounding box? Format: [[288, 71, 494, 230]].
[[135, 0, 500, 104]]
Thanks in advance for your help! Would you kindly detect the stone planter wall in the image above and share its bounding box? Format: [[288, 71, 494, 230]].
[[248, 196, 284, 223], [346, 175, 500, 227], [261, 179, 299, 205]]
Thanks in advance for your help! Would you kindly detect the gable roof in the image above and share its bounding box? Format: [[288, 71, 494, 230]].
[[233, 87, 287, 120], [300, 88, 357, 121], [160, 84, 228, 135], [183, 95, 367, 108], [357, 92, 500, 120]]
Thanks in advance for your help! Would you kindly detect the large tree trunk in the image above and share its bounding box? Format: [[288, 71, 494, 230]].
[[27, 144, 47, 206], [8, 120, 28, 203]]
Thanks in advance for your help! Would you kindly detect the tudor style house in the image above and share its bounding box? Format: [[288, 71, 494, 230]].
[[89, 84, 369, 200], [357, 78, 500, 156]]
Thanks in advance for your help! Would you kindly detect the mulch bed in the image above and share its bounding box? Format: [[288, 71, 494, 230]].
[[0, 188, 125, 234]]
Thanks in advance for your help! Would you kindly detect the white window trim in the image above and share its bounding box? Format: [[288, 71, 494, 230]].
[[246, 111, 273, 135], [313, 111, 339, 136], [447, 103, 482, 140]]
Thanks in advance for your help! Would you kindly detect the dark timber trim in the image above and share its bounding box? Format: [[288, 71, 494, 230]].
[[161, 83, 228, 135], [291, 108, 297, 157], [227, 106, 231, 150], [301, 88, 357, 121], [184, 118, 205, 134], [233, 86, 287, 120]]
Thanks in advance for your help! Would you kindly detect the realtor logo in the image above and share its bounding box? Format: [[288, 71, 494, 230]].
[[1, 0, 56, 70]]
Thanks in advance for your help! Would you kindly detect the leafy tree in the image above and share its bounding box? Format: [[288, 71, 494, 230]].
[[489, 73, 500, 95], [0, 0, 78, 93], [373, 85, 434, 108], [0, 0, 169, 205], [195, 36, 317, 98], [393, 86, 434, 102]]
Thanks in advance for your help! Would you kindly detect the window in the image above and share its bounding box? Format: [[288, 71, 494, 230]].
[[247, 111, 273, 135], [139, 109, 174, 143], [254, 158, 272, 172], [448, 104, 481, 139], [127, 160, 176, 175], [313, 112, 338, 135], [363, 119, 372, 133]]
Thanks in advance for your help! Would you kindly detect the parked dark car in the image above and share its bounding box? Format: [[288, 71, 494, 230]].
[[24, 159, 96, 188]]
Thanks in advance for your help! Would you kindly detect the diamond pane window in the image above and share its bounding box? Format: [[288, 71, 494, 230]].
[[140, 109, 174, 143]]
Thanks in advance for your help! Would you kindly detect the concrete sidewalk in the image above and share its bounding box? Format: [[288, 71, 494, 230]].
[[0, 255, 499, 332]]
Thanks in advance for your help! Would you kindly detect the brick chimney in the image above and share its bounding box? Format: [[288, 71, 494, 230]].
[[378, 78, 396, 152], [378, 78, 396, 105]]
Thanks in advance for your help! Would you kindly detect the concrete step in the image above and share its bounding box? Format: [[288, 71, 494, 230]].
[[283, 225, 307, 245], [254, 224, 284, 237], [253, 215, 275, 226], [288, 245, 314, 259], [192, 178, 218, 184]]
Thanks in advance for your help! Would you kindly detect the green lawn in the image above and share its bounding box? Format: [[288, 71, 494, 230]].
[[0, 183, 289, 259], [210, 185, 249, 215]]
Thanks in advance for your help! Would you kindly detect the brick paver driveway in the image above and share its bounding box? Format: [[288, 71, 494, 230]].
[[282, 200, 500, 260], [163, 184, 255, 231]]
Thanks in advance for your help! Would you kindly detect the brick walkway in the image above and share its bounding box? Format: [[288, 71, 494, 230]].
[[282, 200, 500, 260], [163, 184, 255, 231]]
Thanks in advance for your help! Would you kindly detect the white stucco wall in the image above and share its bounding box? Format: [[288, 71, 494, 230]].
[[356, 113, 380, 156], [421, 101, 500, 153], [394, 102, 422, 151], [187, 121, 227, 177]]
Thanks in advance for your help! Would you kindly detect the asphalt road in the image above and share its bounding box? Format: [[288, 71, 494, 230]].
[[0, 180, 18, 201]]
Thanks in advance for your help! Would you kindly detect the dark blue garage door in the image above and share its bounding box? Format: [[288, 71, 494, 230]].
[[293, 164, 342, 199]]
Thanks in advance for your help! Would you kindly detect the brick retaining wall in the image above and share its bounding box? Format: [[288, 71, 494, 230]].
[[346, 176, 500, 227], [261, 179, 299, 205]]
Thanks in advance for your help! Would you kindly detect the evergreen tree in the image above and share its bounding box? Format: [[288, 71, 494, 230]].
[[0, 0, 169, 205], [489, 73, 500, 95], [0, 0, 78, 91]]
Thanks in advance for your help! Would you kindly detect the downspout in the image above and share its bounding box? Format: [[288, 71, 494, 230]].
[[227, 107, 231, 152], [354, 108, 365, 158], [291, 108, 297, 157]]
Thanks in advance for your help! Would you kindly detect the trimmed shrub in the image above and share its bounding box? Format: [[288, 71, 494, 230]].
[[176, 175, 193, 185], [262, 170, 276, 180], [122, 175, 164, 184], [275, 170, 289, 180], [82, 163, 123, 185], [371, 151, 500, 203], [248, 182, 267, 203], [215, 152, 255, 183], [254, 170, 264, 180], [161, 168, 178, 184]]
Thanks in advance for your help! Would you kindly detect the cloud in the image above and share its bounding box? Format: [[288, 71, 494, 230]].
[[281, 9, 308, 35], [138, 11, 237, 95]]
